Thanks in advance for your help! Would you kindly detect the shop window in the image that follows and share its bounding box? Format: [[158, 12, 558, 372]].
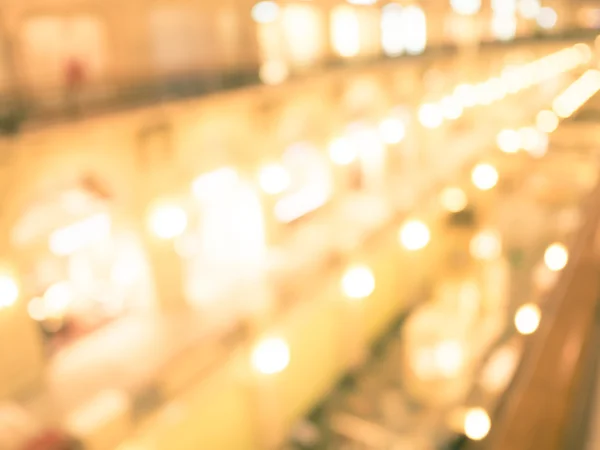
[[20, 15, 107, 89]]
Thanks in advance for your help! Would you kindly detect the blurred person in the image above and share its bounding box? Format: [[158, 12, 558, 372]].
[[64, 58, 86, 116]]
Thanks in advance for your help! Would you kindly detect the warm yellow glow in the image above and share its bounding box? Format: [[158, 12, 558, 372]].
[[471, 163, 499, 191], [553, 70, 600, 118], [49, 213, 111, 256], [574, 43, 593, 64], [148, 204, 188, 240], [331, 6, 360, 58], [434, 340, 464, 377], [43, 281, 74, 319], [514, 303, 541, 335], [328, 137, 358, 165], [519, 127, 541, 151], [544, 243, 569, 271], [418, 103, 443, 129], [451, 0, 481, 15], [518, 0, 540, 19], [454, 84, 477, 107], [439, 187, 468, 213], [27, 297, 45, 321], [536, 110, 559, 133], [379, 117, 406, 144], [341, 265, 376, 299], [496, 129, 520, 153], [192, 168, 238, 200], [259, 60, 289, 85], [470, 230, 502, 261], [398, 219, 431, 251], [464, 408, 491, 441], [251, 1, 280, 24], [252, 338, 290, 375], [258, 164, 291, 195], [0, 275, 19, 308], [441, 96, 463, 120]]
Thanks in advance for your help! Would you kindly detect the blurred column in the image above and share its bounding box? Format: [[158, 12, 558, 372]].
[[0, 242, 44, 398], [237, 0, 264, 72]]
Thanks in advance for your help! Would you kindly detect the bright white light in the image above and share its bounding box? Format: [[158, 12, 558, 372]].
[[471, 163, 499, 191], [43, 281, 74, 319], [399, 219, 431, 251], [329, 137, 358, 165], [519, 127, 542, 151], [496, 129, 520, 153], [381, 4, 405, 56], [464, 408, 491, 441], [439, 187, 468, 213], [492, 13, 517, 41], [441, 96, 464, 120], [574, 43, 593, 64], [341, 265, 376, 299], [536, 110, 559, 133], [0, 275, 18, 308], [192, 168, 238, 201], [518, 0, 541, 19], [251, 1, 280, 24], [402, 6, 427, 55], [526, 131, 548, 158], [331, 6, 360, 58], [451, 0, 481, 16], [49, 214, 111, 256], [514, 303, 541, 335], [470, 230, 502, 261], [435, 340, 464, 377], [537, 7, 557, 30], [379, 117, 406, 144], [544, 243, 568, 271], [418, 103, 443, 128], [252, 338, 290, 375], [148, 204, 188, 240], [258, 164, 291, 195], [259, 60, 289, 85]]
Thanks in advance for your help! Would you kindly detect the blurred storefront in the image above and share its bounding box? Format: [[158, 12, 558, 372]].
[[11, 180, 155, 353]]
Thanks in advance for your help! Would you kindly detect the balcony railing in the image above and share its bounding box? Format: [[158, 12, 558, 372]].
[[0, 28, 596, 136]]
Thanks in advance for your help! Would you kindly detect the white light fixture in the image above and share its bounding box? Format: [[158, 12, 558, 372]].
[[471, 163, 499, 191], [328, 137, 358, 165], [251, 1, 280, 24], [464, 408, 491, 441], [398, 219, 431, 251], [496, 129, 520, 153], [418, 103, 444, 129], [381, 3, 405, 56], [341, 265, 376, 299], [148, 204, 188, 240], [536, 110, 559, 133], [258, 164, 291, 195], [0, 275, 19, 309], [378, 117, 406, 144], [439, 187, 468, 213], [402, 6, 427, 55], [537, 7, 558, 30], [469, 230, 502, 261], [514, 303, 541, 335], [544, 243, 568, 271], [252, 338, 290, 375]]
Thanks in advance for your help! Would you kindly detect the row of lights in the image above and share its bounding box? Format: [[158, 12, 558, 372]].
[[418, 44, 591, 130]]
